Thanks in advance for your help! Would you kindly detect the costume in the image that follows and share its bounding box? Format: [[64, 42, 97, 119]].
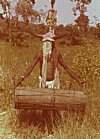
[[39, 31, 61, 134], [39, 68, 60, 89], [40, 31, 60, 89]]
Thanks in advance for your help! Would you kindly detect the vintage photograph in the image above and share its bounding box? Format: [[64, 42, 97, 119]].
[[0, 0, 100, 139]]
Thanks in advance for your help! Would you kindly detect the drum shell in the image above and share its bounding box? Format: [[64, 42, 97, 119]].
[[15, 87, 87, 110]]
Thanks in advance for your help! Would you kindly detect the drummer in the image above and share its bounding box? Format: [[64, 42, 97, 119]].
[[15, 29, 85, 134], [15, 30, 84, 88]]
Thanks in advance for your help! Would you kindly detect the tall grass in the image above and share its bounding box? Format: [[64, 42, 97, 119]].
[[0, 39, 100, 138]]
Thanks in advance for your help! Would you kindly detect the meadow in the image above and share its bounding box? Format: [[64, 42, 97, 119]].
[[0, 38, 100, 139]]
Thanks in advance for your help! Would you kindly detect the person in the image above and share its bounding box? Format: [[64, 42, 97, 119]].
[[15, 30, 85, 134]]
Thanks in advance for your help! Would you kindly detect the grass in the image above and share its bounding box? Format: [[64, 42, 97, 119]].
[[0, 38, 100, 139]]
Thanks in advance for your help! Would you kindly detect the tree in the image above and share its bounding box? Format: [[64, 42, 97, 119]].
[[0, 0, 11, 19], [75, 14, 89, 33], [0, 0, 12, 42], [95, 23, 100, 39], [15, 0, 41, 26], [71, 0, 92, 34], [51, 0, 55, 9], [70, 0, 92, 6]]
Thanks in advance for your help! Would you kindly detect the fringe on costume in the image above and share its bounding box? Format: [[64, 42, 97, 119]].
[[41, 42, 60, 89]]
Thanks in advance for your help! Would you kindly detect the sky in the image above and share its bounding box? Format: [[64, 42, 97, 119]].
[[33, 0, 100, 26]]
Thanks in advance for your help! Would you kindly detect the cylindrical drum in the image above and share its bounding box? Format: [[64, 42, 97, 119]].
[[15, 87, 87, 110]]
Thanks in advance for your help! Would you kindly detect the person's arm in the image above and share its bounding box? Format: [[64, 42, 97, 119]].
[[27, 29, 43, 39], [54, 32, 67, 40], [58, 52, 85, 86], [15, 52, 40, 87]]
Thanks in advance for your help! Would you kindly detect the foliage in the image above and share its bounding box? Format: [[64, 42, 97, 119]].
[[71, 0, 92, 16], [0, 16, 100, 47], [0, 0, 100, 138], [75, 14, 89, 32], [30, 0, 35, 5], [65, 25, 83, 45], [95, 23, 100, 39], [0, 0, 45, 46], [0, 0, 11, 15], [56, 25, 83, 45], [0, 37, 100, 138], [15, 0, 46, 25], [71, 0, 91, 34], [51, 0, 55, 9], [70, 0, 92, 5], [0, 0, 98, 46]]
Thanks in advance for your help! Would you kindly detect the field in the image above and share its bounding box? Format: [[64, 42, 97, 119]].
[[0, 38, 100, 139]]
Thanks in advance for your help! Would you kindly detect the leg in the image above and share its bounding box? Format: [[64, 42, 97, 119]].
[[42, 110, 54, 134], [53, 110, 61, 127]]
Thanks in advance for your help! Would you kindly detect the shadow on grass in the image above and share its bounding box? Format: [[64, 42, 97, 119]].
[[18, 110, 62, 133], [17, 109, 85, 133], [18, 110, 43, 126]]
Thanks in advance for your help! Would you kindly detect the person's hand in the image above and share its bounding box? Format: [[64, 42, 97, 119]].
[[14, 80, 19, 88], [14, 79, 20, 89], [14, 76, 24, 89]]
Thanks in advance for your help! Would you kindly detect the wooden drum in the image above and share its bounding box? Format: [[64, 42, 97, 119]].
[[15, 87, 87, 110]]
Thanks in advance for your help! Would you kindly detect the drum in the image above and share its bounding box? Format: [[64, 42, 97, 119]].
[[15, 87, 87, 110]]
